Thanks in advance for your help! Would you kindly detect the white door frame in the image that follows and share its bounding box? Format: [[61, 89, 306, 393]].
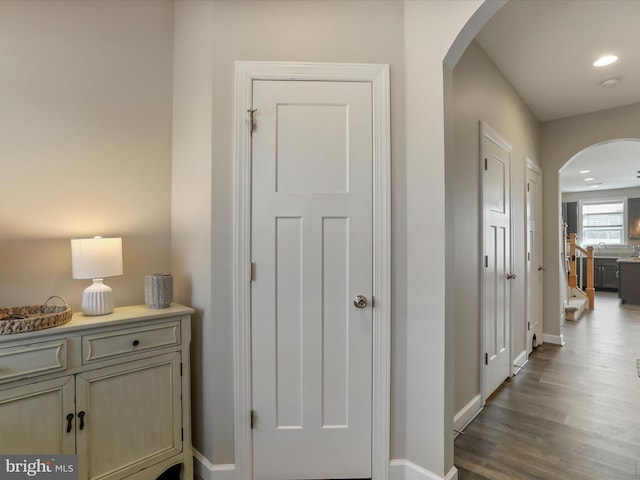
[[479, 121, 513, 403], [233, 61, 391, 480], [525, 158, 543, 354]]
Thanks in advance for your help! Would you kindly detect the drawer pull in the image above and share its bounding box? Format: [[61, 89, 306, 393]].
[[66, 413, 74, 433], [132, 340, 140, 347], [78, 411, 86, 430]]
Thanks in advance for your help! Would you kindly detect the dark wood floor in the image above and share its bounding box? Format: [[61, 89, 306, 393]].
[[455, 292, 640, 480]]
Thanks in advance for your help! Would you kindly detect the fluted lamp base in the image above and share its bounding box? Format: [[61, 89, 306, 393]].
[[81, 278, 114, 316]]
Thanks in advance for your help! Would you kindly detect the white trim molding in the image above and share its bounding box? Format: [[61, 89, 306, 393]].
[[453, 393, 483, 434], [193, 450, 235, 480], [543, 333, 565, 346], [390, 460, 458, 480], [512, 349, 528, 376], [233, 61, 392, 480]]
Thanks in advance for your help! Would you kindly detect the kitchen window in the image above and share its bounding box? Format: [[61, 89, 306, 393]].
[[580, 199, 626, 245]]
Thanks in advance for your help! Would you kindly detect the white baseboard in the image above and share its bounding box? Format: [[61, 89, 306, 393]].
[[542, 333, 565, 346], [453, 394, 482, 433], [193, 450, 235, 480], [193, 454, 459, 480], [512, 350, 527, 376], [444, 465, 459, 480], [389, 459, 458, 480]]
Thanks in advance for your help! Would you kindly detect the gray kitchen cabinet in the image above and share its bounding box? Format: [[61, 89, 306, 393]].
[[562, 201, 578, 235], [601, 259, 619, 289], [581, 257, 619, 291], [628, 198, 640, 240], [618, 259, 640, 304]]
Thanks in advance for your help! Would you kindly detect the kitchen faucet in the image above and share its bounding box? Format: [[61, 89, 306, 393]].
[[597, 241, 607, 256]]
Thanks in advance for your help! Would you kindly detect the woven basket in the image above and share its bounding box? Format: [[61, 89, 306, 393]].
[[0, 296, 73, 335]]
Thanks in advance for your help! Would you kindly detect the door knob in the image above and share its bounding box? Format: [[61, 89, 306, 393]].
[[506, 273, 517, 280], [538, 265, 545, 271], [353, 295, 368, 309]]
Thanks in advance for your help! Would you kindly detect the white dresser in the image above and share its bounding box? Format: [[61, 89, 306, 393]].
[[0, 304, 194, 480]]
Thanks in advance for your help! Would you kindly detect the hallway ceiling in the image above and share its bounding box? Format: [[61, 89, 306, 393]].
[[475, 0, 640, 192], [476, 0, 640, 122]]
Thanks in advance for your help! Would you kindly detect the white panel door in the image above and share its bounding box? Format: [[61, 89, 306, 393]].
[[482, 124, 512, 399], [526, 162, 543, 354], [251, 80, 373, 480]]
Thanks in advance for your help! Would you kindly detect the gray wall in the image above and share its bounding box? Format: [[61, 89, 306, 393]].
[[0, 0, 174, 312], [451, 41, 539, 415], [563, 186, 640, 203]]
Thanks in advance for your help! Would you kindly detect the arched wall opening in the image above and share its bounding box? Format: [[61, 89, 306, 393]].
[[440, 0, 508, 474], [559, 138, 640, 309], [540, 105, 640, 347], [443, 3, 640, 477]]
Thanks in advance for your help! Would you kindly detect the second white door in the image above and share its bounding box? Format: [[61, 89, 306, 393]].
[[250, 79, 373, 479]]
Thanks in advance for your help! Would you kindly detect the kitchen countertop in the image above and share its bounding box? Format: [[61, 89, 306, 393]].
[[617, 257, 640, 263]]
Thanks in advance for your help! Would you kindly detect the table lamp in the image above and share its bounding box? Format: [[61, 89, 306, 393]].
[[71, 236, 123, 316]]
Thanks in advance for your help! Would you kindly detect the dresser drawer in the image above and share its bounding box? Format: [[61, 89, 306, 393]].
[[0, 339, 67, 383], [82, 321, 180, 364]]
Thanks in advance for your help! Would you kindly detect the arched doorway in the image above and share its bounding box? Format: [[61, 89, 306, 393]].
[[560, 139, 640, 309], [444, 1, 640, 478]]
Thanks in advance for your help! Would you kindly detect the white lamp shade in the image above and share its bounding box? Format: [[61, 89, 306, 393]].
[[71, 237, 123, 280]]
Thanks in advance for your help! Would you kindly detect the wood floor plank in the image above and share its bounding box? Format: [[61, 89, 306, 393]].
[[455, 292, 640, 480]]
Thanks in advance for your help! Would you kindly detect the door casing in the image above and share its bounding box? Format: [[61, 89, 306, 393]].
[[233, 61, 391, 480], [525, 158, 543, 354]]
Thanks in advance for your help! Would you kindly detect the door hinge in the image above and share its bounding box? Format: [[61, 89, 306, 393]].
[[528, 321, 531, 331], [527, 251, 531, 261], [181, 428, 184, 442], [180, 363, 183, 377], [484, 158, 488, 170], [250, 262, 256, 282], [484, 255, 489, 268], [247, 108, 257, 133], [485, 353, 488, 365], [527, 182, 530, 192], [250, 410, 256, 429]]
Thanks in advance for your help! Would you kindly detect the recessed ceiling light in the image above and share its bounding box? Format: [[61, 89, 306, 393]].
[[579, 170, 591, 174], [584, 177, 595, 181], [594, 55, 618, 67], [589, 184, 600, 188]]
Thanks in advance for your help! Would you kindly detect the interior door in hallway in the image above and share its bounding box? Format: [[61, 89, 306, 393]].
[[250, 79, 373, 479], [526, 161, 543, 354], [481, 122, 513, 399]]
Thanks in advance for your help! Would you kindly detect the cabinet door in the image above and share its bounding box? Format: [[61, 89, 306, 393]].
[[0, 376, 75, 454], [628, 198, 640, 240], [75, 353, 182, 480], [601, 261, 619, 290], [564, 201, 578, 235]]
